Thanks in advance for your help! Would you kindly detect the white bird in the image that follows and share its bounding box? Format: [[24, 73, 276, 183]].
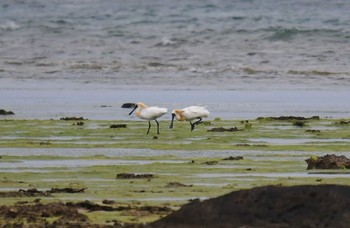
[[170, 106, 210, 131], [129, 102, 168, 134]]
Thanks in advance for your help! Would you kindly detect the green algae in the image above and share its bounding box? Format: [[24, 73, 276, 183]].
[[1, 118, 350, 151], [0, 118, 350, 225], [1, 152, 350, 224]]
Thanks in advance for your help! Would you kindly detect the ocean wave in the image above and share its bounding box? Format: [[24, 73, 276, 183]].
[[264, 27, 347, 41], [156, 36, 177, 46], [287, 70, 350, 76], [236, 68, 350, 77], [67, 61, 121, 71], [68, 62, 105, 70], [186, 66, 350, 77], [0, 21, 20, 31]]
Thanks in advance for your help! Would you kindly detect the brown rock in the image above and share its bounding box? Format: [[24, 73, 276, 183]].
[[306, 154, 350, 170]]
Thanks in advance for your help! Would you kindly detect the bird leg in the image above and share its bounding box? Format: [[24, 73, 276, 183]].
[[190, 122, 195, 131], [155, 119, 160, 134], [190, 118, 203, 131], [147, 121, 151, 134]]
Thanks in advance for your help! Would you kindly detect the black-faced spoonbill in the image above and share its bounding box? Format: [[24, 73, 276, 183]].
[[170, 106, 210, 131], [129, 102, 168, 134]]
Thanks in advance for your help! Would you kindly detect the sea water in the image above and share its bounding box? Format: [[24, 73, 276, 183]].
[[1, 0, 350, 119]]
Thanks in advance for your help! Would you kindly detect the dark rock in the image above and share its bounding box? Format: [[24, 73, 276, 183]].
[[293, 120, 306, 127], [73, 122, 84, 126], [165, 182, 193, 188], [0, 187, 87, 198], [116, 173, 155, 179], [110, 124, 127, 128], [306, 154, 350, 170], [60, 117, 86, 121], [207, 127, 240, 132], [0, 202, 88, 223], [202, 160, 218, 165], [257, 116, 320, 121], [67, 201, 115, 212], [335, 120, 350, 125], [223, 156, 244, 161], [121, 103, 136, 108], [149, 185, 350, 228], [102, 200, 115, 205], [140, 205, 173, 213], [235, 143, 251, 147], [0, 189, 51, 198], [305, 129, 321, 133], [49, 187, 86, 193], [0, 109, 15, 115]]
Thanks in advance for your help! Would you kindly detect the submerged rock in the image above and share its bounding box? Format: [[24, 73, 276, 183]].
[[305, 154, 350, 170]]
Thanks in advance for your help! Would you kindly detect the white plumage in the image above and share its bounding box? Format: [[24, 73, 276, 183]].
[[170, 106, 209, 131], [129, 102, 167, 134]]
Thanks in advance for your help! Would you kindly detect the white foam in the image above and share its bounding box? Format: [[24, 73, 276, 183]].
[[0, 21, 20, 30]]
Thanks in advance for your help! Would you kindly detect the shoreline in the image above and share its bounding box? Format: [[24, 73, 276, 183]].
[[2, 87, 350, 120]]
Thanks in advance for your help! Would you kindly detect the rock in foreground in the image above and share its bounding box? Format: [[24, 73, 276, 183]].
[[149, 185, 350, 228]]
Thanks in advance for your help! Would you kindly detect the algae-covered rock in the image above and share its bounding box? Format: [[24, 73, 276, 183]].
[[306, 154, 350, 170]]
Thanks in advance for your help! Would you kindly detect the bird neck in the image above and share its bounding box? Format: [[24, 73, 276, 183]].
[[174, 110, 186, 121]]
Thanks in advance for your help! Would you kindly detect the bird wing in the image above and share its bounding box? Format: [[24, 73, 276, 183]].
[[183, 106, 209, 120], [139, 107, 168, 120], [182, 106, 203, 111]]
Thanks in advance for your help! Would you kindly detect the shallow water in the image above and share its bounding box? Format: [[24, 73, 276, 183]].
[[196, 172, 350, 179], [0, 159, 185, 169], [1, 148, 349, 158], [249, 137, 350, 145], [1, 87, 350, 120]]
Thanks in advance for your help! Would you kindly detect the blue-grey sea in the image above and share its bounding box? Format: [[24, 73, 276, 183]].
[[1, 0, 350, 120]]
